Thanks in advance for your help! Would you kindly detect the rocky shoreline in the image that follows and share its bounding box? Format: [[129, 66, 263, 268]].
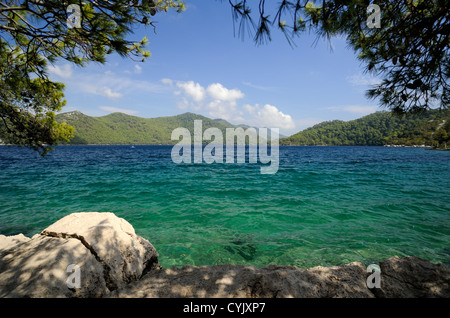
[[0, 212, 449, 298]]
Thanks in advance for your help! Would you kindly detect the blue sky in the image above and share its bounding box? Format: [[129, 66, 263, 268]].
[[48, 0, 383, 136]]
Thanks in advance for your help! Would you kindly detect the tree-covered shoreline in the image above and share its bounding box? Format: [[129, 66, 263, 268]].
[[51, 109, 450, 149], [280, 109, 449, 148]]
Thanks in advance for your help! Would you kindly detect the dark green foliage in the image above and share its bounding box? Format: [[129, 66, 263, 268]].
[[57, 109, 450, 148], [227, 0, 449, 114], [0, 41, 74, 155], [280, 109, 450, 147], [56, 111, 249, 145], [433, 118, 450, 148], [0, 0, 184, 154]]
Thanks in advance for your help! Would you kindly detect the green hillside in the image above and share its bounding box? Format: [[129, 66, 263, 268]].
[[56, 109, 450, 147], [56, 111, 252, 145], [280, 110, 450, 147]]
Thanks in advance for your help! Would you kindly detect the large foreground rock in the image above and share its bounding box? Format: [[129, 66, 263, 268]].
[[0, 212, 160, 297], [0, 234, 30, 251]]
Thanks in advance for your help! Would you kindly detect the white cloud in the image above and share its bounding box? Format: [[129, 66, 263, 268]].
[[242, 81, 276, 91], [176, 81, 206, 103], [123, 64, 142, 75], [99, 106, 138, 115], [243, 104, 257, 115], [173, 81, 245, 119], [96, 86, 123, 100], [327, 105, 379, 114], [245, 104, 296, 129], [203, 83, 245, 120], [129, 79, 169, 93], [161, 78, 173, 86], [134, 64, 142, 74], [206, 99, 238, 121], [170, 80, 295, 133], [206, 83, 244, 104], [178, 97, 202, 111], [346, 74, 382, 86], [69, 72, 169, 101], [47, 64, 73, 79]]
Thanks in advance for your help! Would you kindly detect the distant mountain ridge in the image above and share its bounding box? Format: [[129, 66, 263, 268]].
[[56, 111, 267, 145], [56, 109, 449, 147]]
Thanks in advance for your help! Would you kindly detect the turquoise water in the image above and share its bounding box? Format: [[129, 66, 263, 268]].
[[0, 145, 449, 268]]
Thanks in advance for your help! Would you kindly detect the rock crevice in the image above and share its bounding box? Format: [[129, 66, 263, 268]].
[[40, 230, 118, 292]]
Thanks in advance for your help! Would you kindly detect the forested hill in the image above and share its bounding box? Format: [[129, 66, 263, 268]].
[[280, 110, 450, 147], [55, 111, 254, 145], [56, 110, 449, 147]]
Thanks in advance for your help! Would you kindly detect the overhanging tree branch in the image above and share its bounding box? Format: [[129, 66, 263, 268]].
[[224, 0, 449, 114]]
